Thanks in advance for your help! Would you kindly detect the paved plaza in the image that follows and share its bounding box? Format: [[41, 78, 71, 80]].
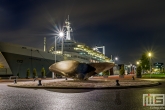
[[4, 75, 159, 89], [0, 78, 165, 110]]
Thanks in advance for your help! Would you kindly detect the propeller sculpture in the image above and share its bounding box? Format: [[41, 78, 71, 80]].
[[49, 60, 115, 80]]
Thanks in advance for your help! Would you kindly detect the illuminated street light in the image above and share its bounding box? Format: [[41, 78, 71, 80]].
[[59, 32, 64, 37], [113, 57, 118, 64], [148, 52, 151, 57], [136, 60, 143, 75], [53, 31, 64, 79], [148, 52, 152, 78], [59, 32, 64, 54]]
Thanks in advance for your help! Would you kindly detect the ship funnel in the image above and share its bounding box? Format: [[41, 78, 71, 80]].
[[44, 37, 46, 52]]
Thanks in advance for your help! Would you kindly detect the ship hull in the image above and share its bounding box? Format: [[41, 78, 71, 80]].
[[2, 52, 55, 78], [0, 41, 110, 78], [0, 42, 65, 78]]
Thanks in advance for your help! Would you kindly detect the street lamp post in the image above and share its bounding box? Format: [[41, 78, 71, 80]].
[[55, 36, 57, 63], [52, 32, 64, 79], [115, 57, 118, 63], [136, 61, 139, 75], [136, 60, 143, 75], [59, 32, 64, 54], [148, 52, 152, 78], [52, 36, 57, 79], [114, 57, 118, 75], [62, 38, 63, 54], [111, 56, 118, 64]]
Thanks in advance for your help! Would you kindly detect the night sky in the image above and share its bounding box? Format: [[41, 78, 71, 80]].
[[0, 0, 165, 64]]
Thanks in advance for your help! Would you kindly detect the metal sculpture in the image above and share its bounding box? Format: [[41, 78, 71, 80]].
[[49, 60, 114, 80]]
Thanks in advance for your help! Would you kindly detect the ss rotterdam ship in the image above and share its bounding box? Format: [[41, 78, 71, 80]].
[[0, 18, 110, 78]]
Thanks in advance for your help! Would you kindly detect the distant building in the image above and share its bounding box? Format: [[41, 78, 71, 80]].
[[113, 64, 136, 75], [153, 63, 164, 72]]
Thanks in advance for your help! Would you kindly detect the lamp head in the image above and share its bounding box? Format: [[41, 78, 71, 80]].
[[115, 57, 118, 61], [59, 32, 64, 37]]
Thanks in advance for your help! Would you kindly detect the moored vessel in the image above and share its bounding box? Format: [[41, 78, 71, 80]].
[[0, 17, 111, 78]]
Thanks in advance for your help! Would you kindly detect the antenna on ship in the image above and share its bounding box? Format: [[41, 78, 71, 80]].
[[64, 15, 72, 40], [94, 45, 105, 55], [44, 37, 46, 52]]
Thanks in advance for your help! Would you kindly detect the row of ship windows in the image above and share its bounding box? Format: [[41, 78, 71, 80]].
[[71, 55, 88, 60], [90, 60, 99, 63], [21, 46, 98, 62]]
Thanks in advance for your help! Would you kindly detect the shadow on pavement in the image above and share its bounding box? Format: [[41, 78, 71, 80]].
[[45, 89, 94, 93]]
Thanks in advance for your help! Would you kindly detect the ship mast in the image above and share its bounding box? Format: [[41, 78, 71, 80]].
[[64, 15, 72, 40], [44, 37, 46, 52]]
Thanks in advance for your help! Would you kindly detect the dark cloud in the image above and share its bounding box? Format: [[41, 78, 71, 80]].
[[0, 0, 165, 64]]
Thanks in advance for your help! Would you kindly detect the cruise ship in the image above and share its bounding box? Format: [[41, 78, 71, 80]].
[[0, 18, 111, 78]]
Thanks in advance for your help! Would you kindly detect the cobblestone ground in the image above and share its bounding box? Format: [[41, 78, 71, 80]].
[[8, 78, 158, 88], [1, 79, 165, 110]]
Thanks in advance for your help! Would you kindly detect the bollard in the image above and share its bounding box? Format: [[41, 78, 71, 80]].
[[116, 80, 120, 86], [132, 76, 135, 80], [14, 78, 17, 84], [38, 80, 42, 86]]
